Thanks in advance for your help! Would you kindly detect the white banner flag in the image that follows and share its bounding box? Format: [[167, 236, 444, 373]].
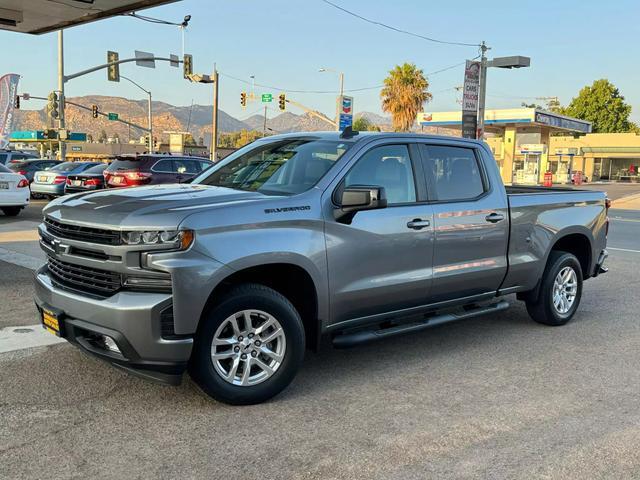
[[0, 73, 20, 149]]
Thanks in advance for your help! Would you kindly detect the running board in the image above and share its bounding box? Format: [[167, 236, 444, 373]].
[[332, 300, 510, 349]]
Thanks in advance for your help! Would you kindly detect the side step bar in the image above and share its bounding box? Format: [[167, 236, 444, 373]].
[[332, 300, 509, 349]]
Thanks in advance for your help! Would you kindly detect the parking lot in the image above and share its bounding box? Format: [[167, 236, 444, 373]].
[[2, 195, 640, 479]]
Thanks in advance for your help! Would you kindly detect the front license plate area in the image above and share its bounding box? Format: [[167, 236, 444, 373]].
[[41, 306, 65, 337]]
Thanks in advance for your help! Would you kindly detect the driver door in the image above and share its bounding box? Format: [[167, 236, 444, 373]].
[[324, 143, 434, 327]]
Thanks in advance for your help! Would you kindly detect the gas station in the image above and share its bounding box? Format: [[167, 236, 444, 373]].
[[418, 108, 592, 185]]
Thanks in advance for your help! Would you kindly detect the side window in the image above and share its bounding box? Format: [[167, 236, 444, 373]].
[[343, 145, 416, 205], [174, 159, 199, 174], [153, 159, 174, 173], [420, 145, 485, 201]]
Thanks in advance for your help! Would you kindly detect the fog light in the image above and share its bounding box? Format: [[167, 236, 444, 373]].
[[102, 335, 121, 354]]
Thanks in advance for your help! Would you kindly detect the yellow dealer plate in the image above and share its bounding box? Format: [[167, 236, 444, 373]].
[[41, 308, 62, 336]]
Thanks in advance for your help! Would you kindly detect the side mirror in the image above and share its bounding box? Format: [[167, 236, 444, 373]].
[[334, 185, 387, 223]]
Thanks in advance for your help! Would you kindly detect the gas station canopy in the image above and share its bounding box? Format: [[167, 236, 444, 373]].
[[418, 108, 592, 134], [0, 0, 179, 34]]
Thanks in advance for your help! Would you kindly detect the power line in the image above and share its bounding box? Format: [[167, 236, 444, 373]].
[[219, 59, 476, 96], [319, 0, 480, 48]]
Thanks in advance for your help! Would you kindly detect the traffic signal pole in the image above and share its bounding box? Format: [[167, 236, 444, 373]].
[[57, 30, 66, 161]]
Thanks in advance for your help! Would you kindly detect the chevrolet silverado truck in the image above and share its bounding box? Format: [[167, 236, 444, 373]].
[[35, 131, 609, 405]]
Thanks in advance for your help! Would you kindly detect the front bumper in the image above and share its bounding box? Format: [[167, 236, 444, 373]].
[[31, 183, 65, 195], [34, 266, 193, 385]]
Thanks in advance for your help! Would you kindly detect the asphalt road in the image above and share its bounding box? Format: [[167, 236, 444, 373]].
[[1, 190, 639, 479]]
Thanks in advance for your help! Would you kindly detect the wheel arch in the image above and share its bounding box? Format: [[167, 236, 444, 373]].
[[198, 259, 323, 351]]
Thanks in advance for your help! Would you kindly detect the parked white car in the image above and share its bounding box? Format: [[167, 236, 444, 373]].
[[0, 163, 30, 216]]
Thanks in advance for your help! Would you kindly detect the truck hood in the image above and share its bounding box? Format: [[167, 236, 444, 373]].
[[44, 184, 276, 229]]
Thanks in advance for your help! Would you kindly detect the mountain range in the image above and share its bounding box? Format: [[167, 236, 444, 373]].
[[13, 95, 391, 146]]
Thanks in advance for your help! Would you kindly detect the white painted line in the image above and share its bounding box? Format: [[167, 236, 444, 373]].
[[611, 217, 640, 223], [0, 245, 44, 271], [0, 324, 65, 354], [608, 247, 640, 254]]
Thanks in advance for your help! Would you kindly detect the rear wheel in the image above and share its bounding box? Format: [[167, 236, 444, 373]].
[[189, 283, 305, 405], [526, 251, 583, 326], [1, 206, 21, 217]]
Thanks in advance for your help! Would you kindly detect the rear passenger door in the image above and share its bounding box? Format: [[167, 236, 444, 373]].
[[150, 158, 177, 184], [418, 143, 509, 303]]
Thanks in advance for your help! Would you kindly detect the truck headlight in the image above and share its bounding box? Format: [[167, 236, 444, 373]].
[[121, 230, 194, 250]]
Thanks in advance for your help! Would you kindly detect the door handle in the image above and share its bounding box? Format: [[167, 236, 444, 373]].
[[485, 212, 505, 223], [407, 219, 430, 230]]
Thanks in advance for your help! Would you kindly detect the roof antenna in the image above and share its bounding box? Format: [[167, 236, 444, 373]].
[[339, 125, 359, 139]]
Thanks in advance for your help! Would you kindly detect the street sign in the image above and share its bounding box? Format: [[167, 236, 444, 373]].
[[461, 60, 480, 139], [108, 113, 118, 121], [261, 93, 273, 103], [135, 50, 156, 69], [107, 51, 120, 82], [169, 54, 179, 67]]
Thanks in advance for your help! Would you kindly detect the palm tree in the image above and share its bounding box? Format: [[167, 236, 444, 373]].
[[380, 63, 432, 132]]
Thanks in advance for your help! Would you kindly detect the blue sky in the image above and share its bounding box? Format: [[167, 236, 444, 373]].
[[3, 0, 639, 122]]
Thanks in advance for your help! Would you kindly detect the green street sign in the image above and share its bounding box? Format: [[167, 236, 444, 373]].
[[261, 93, 273, 103], [108, 113, 118, 121]]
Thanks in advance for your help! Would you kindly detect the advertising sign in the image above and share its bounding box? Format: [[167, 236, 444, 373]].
[[336, 95, 353, 130], [0, 73, 20, 149], [535, 112, 591, 134], [462, 60, 480, 139]]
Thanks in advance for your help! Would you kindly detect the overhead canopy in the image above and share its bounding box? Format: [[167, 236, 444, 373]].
[[0, 0, 179, 34], [418, 108, 592, 134]]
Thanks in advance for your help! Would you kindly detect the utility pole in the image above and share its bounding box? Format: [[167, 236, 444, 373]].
[[57, 30, 66, 161], [211, 68, 219, 162], [339, 72, 344, 97], [263, 105, 267, 137], [477, 41, 489, 140], [148, 92, 153, 153]]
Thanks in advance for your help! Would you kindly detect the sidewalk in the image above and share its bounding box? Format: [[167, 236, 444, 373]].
[[612, 193, 640, 211]]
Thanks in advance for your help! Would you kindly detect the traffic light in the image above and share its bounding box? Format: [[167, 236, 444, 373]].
[[47, 91, 59, 120], [107, 51, 120, 82], [92, 104, 99, 119], [240, 92, 247, 108], [279, 93, 286, 111], [13, 95, 19, 109], [183, 54, 193, 79]]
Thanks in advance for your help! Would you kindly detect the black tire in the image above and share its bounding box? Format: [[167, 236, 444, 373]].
[[189, 283, 305, 405], [526, 251, 583, 326], [1, 206, 21, 217]]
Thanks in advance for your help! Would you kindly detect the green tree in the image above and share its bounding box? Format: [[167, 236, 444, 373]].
[[352, 116, 381, 132], [562, 79, 633, 133], [380, 63, 431, 132]]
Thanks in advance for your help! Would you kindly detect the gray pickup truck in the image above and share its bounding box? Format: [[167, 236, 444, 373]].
[[35, 132, 609, 405]]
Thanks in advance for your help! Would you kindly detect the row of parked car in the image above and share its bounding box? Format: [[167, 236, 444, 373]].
[[0, 152, 214, 216]]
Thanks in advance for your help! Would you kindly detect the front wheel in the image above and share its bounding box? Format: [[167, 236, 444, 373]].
[[526, 251, 583, 326], [189, 283, 305, 405]]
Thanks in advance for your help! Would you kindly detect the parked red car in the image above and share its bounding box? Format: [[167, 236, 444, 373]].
[[103, 154, 213, 188]]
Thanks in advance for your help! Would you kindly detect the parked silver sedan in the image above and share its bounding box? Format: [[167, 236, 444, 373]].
[[30, 162, 101, 198]]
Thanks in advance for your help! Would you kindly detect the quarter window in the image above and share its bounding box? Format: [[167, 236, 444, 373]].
[[420, 145, 485, 201], [343, 145, 416, 205]]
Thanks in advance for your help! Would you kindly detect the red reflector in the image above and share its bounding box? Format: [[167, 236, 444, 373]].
[[17, 179, 29, 188]]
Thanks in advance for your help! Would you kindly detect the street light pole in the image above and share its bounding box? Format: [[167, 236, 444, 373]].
[[212, 68, 219, 162], [57, 30, 66, 161], [120, 75, 153, 153]]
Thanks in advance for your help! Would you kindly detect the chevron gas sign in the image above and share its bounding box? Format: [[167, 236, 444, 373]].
[[336, 95, 354, 131]]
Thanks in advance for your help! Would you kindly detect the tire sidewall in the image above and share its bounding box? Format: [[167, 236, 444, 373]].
[[191, 285, 305, 405], [542, 252, 583, 325]]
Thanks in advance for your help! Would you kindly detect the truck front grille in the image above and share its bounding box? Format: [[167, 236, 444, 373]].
[[47, 255, 122, 297], [45, 217, 121, 245]]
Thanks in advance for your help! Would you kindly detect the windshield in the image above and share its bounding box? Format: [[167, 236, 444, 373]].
[[194, 138, 353, 195], [84, 164, 108, 174], [51, 162, 82, 172]]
